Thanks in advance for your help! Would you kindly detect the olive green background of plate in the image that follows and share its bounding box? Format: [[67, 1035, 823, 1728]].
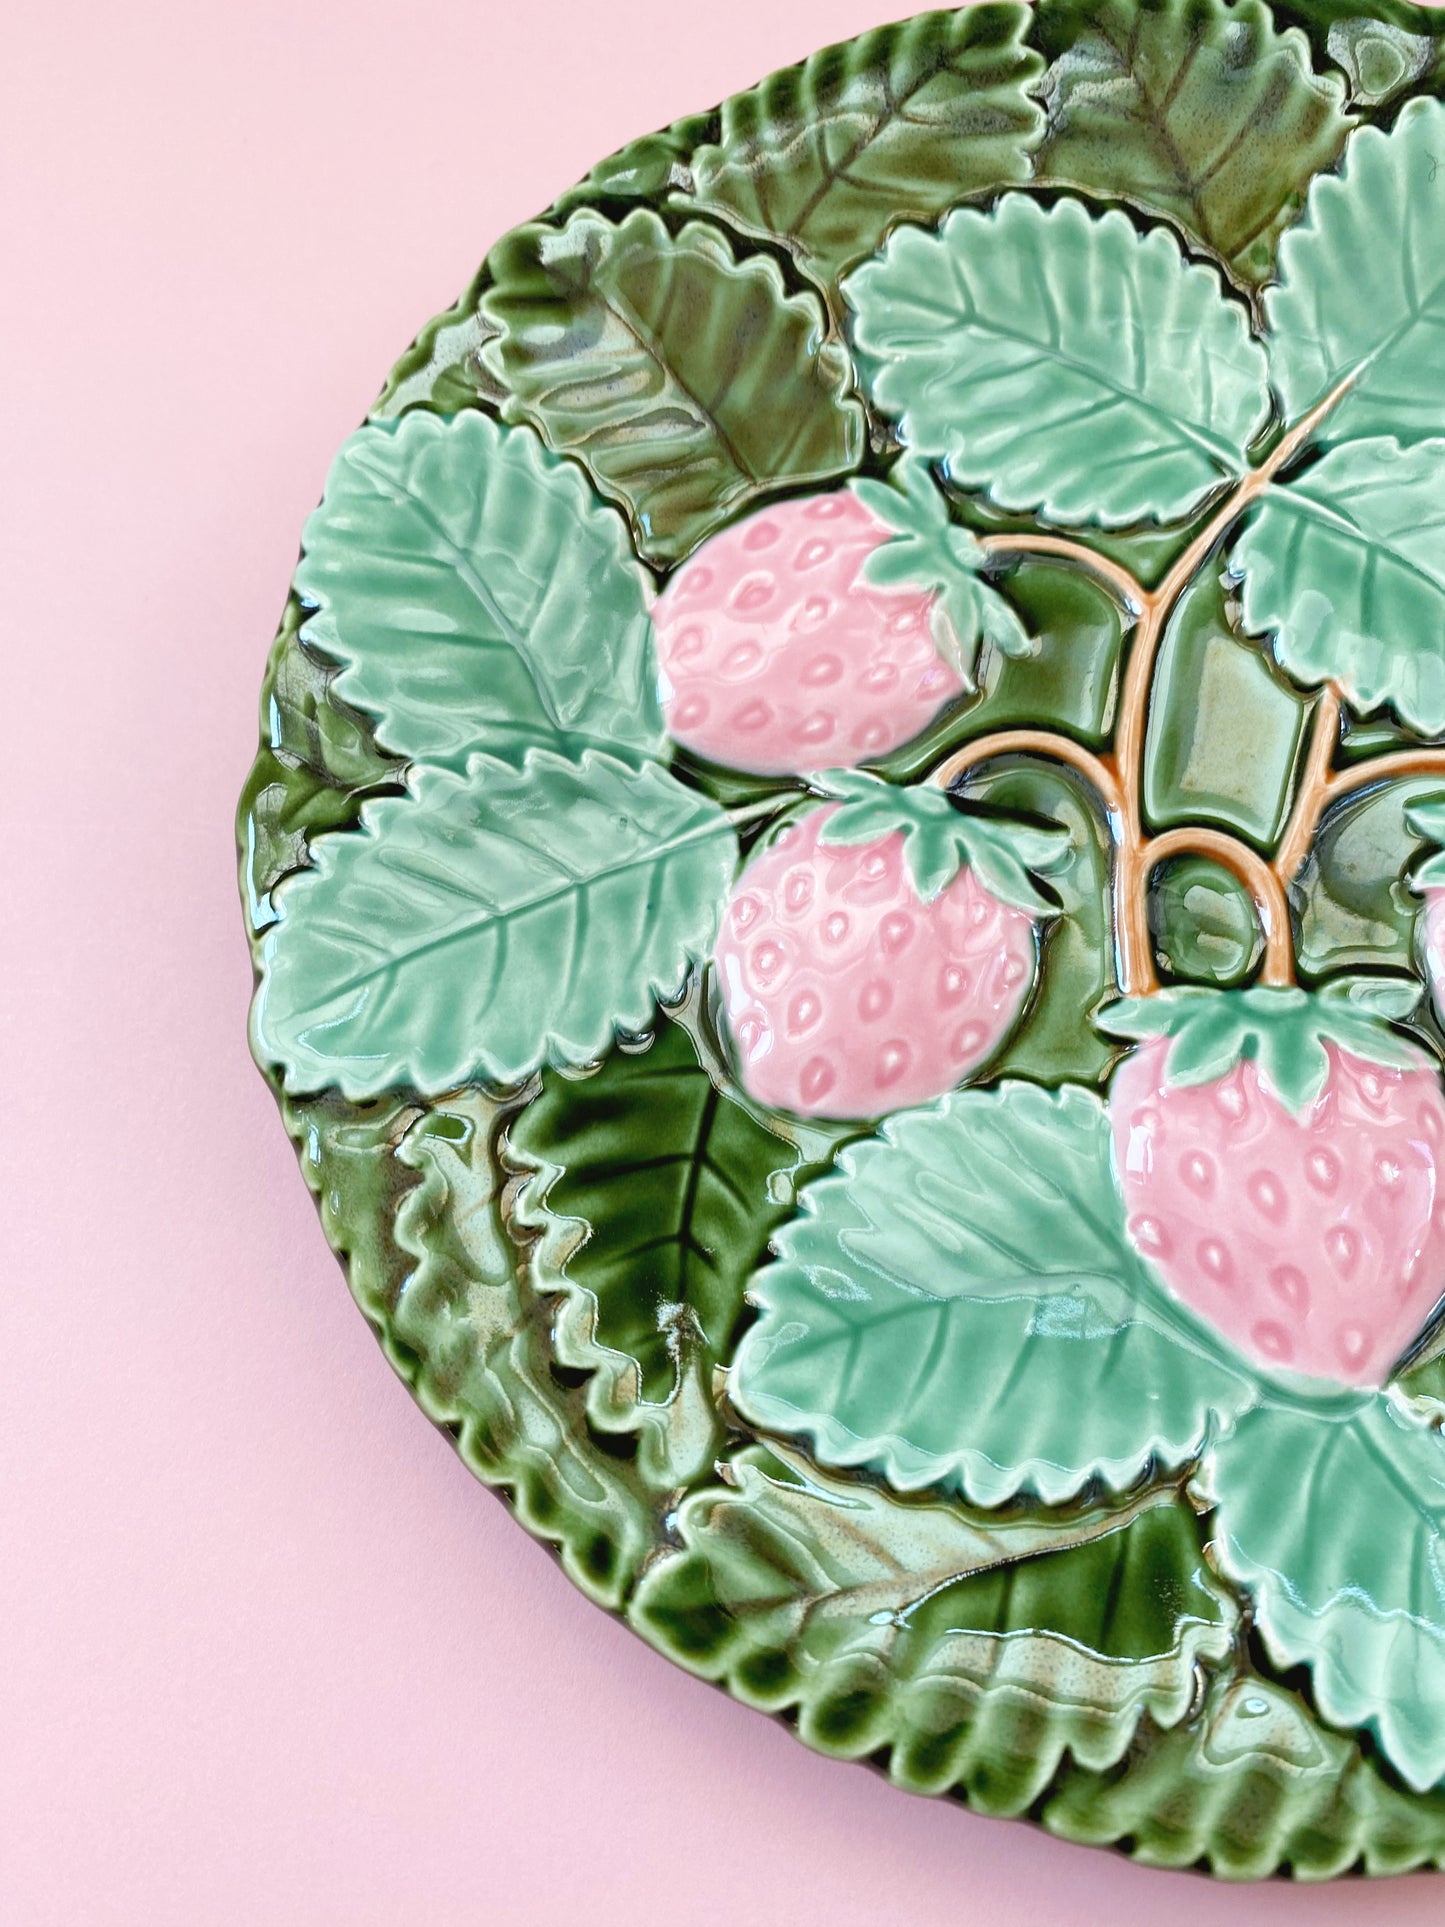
[[239, 0, 1445, 1878]]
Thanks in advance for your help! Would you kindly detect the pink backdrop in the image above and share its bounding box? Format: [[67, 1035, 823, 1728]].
[[8, 2, 1445, 1919]]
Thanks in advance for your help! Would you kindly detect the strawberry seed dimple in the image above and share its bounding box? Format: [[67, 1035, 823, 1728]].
[[1269, 1264, 1310, 1312], [952, 1021, 987, 1061], [859, 980, 892, 1022], [1336, 1323, 1370, 1372], [860, 662, 900, 692], [721, 640, 763, 677], [939, 963, 970, 1005], [823, 911, 850, 945], [783, 871, 814, 914], [804, 496, 845, 520], [1247, 1170, 1286, 1221], [1130, 1215, 1172, 1259], [798, 596, 833, 632], [1419, 1103, 1444, 1143], [731, 893, 762, 932], [801, 650, 844, 685], [1326, 1225, 1360, 1277], [679, 566, 713, 596], [880, 911, 915, 954], [731, 699, 773, 732], [751, 941, 785, 986], [671, 624, 707, 661], [1375, 1154, 1404, 1190], [742, 518, 780, 550], [800, 1055, 837, 1103], [1251, 1320, 1294, 1363], [1198, 1238, 1233, 1284], [672, 693, 711, 729], [792, 711, 836, 744], [732, 578, 774, 613], [851, 720, 890, 751], [787, 991, 822, 1037], [1181, 1150, 1216, 1197], [795, 538, 833, 569], [875, 1040, 911, 1088], [1306, 1147, 1341, 1193]]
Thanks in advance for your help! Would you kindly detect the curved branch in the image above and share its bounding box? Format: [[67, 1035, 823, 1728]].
[[1144, 826, 1295, 987], [1272, 683, 1342, 885], [1322, 747, 1445, 806], [977, 532, 1147, 613], [929, 729, 1125, 822]]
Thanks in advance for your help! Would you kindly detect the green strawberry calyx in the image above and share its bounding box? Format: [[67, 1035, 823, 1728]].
[[1099, 981, 1429, 1114], [852, 455, 1035, 684], [1405, 792, 1445, 892], [811, 768, 1070, 912]]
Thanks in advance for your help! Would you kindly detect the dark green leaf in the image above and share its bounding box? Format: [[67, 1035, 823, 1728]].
[[1036, 0, 1352, 289], [478, 207, 864, 564], [686, 5, 1045, 293]]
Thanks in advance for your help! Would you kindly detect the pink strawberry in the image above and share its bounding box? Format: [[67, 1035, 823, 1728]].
[[714, 775, 1065, 1119], [1105, 987, 1445, 1388], [653, 460, 1029, 777]]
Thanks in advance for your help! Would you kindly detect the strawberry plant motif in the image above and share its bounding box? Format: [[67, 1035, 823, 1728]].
[[245, 38, 1445, 1852], [654, 459, 1029, 775], [714, 775, 1064, 1117]]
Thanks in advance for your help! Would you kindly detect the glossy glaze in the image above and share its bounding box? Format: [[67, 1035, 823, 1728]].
[[240, 0, 1445, 1879]]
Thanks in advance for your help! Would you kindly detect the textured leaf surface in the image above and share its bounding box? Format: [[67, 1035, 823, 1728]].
[[253, 752, 737, 1098], [1267, 98, 1445, 445], [1233, 436, 1445, 734], [687, 5, 1044, 291], [1036, 0, 1351, 288], [294, 412, 660, 767], [510, 1020, 805, 1404], [633, 1447, 1234, 1803], [478, 208, 863, 563], [731, 1082, 1253, 1504], [1210, 1395, 1445, 1793], [845, 194, 1269, 526]]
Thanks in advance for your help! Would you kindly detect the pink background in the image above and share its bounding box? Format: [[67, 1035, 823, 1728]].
[[7, 2, 1445, 1919]]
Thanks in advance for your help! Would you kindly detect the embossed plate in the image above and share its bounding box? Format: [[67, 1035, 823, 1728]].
[[240, 0, 1445, 1877]]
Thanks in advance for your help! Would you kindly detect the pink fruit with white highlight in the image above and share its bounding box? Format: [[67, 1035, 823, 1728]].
[[653, 492, 967, 775], [1111, 1036, 1445, 1387], [715, 804, 1037, 1120]]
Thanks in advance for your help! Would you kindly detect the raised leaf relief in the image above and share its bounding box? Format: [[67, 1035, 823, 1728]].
[[478, 207, 864, 564], [252, 751, 736, 1098], [294, 411, 661, 767], [844, 193, 1270, 526], [731, 1081, 1253, 1505], [1036, 0, 1352, 288], [687, 4, 1045, 291]]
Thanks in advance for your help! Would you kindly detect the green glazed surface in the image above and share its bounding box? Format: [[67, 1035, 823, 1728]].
[[240, 0, 1445, 1878]]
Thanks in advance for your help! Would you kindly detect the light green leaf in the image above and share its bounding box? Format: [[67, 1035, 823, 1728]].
[[252, 751, 737, 1098], [294, 412, 661, 768], [1099, 983, 1427, 1112], [845, 194, 1269, 527], [1035, 0, 1352, 289], [730, 1081, 1254, 1505], [1233, 437, 1445, 735], [814, 768, 1069, 908], [1209, 1395, 1445, 1793], [686, 5, 1045, 293], [1327, 16, 1434, 109], [478, 208, 864, 564], [1267, 98, 1445, 446], [509, 1018, 810, 1406], [632, 1446, 1234, 1804]]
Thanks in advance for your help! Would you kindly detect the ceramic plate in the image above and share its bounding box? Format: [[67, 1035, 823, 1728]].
[[239, 0, 1445, 1878]]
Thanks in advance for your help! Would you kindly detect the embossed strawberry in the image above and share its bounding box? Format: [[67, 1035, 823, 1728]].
[[1103, 985, 1445, 1388], [714, 771, 1067, 1119], [653, 457, 1032, 776]]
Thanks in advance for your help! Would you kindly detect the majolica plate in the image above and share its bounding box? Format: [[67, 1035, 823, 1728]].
[[240, 0, 1445, 1879]]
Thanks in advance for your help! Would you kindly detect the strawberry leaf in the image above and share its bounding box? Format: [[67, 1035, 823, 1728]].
[[1100, 984, 1428, 1114], [1207, 1394, 1445, 1794], [855, 457, 1033, 682], [730, 1081, 1257, 1507], [812, 769, 1069, 910]]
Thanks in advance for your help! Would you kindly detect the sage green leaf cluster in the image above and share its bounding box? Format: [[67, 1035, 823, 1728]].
[[1237, 99, 1445, 732], [813, 767, 1070, 910]]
